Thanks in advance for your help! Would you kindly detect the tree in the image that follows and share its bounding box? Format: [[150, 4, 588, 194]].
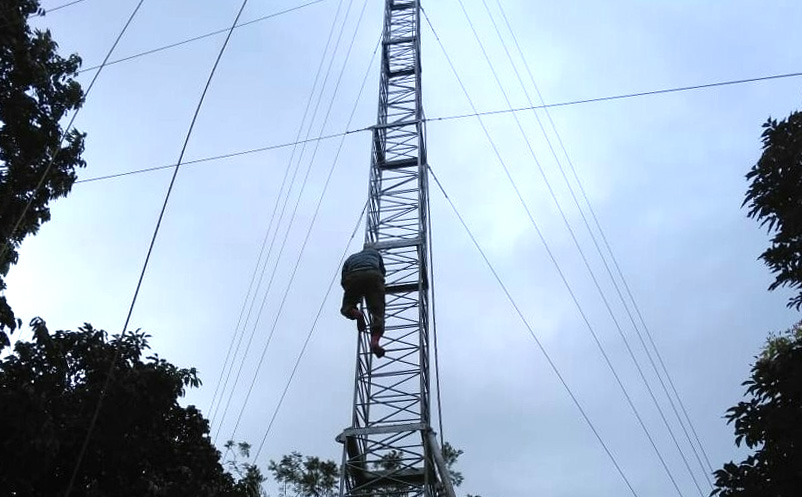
[[265, 444, 483, 497], [441, 442, 465, 488], [225, 441, 269, 497], [712, 322, 802, 496], [373, 442, 481, 497], [743, 110, 802, 309], [0, 318, 255, 496], [268, 452, 339, 497], [0, 0, 86, 347]]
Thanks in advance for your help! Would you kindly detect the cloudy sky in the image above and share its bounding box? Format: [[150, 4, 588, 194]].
[[7, 0, 802, 495]]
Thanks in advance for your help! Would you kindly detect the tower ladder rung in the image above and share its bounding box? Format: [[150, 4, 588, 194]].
[[388, 68, 415, 79], [384, 282, 421, 294], [390, 2, 414, 11], [366, 238, 421, 250], [377, 157, 419, 170], [384, 36, 415, 46]]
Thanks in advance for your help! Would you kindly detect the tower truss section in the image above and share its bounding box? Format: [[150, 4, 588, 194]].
[[337, 2, 455, 497]]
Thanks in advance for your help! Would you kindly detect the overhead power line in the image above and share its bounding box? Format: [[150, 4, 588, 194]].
[[428, 167, 445, 446], [46, 0, 87, 12], [220, 0, 372, 445], [76, 0, 327, 75], [428, 165, 639, 497], [473, 0, 705, 493], [212, 0, 356, 439], [490, 0, 714, 486], [250, 11, 377, 458], [63, 1, 250, 495], [434, 3, 684, 492], [27, 0, 88, 18], [73, 128, 369, 184], [72, 69, 802, 186], [44, 0, 87, 14], [0, 0, 145, 299], [427, 71, 802, 123], [59, 2, 148, 493], [208, 0, 351, 428], [253, 200, 368, 462]]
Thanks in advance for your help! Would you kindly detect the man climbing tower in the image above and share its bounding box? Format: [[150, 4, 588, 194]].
[[341, 247, 386, 358]]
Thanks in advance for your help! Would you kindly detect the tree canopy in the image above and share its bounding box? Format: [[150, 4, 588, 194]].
[[264, 442, 481, 497], [0, 319, 256, 496], [712, 107, 802, 496], [225, 441, 269, 497], [712, 323, 802, 496], [0, 0, 86, 346], [743, 110, 802, 309], [268, 452, 339, 497]]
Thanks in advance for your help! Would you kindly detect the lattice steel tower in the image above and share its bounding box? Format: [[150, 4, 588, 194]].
[[336, 1, 455, 497]]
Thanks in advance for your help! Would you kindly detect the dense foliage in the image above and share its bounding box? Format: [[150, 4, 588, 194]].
[[712, 323, 802, 496], [268, 452, 339, 497], [0, 0, 86, 346], [744, 110, 802, 309], [0, 319, 256, 496]]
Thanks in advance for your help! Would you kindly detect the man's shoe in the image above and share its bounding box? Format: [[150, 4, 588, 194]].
[[371, 344, 385, 358]]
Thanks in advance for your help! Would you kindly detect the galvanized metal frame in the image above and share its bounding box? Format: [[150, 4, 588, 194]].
[[338, 1, 454, 496]]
